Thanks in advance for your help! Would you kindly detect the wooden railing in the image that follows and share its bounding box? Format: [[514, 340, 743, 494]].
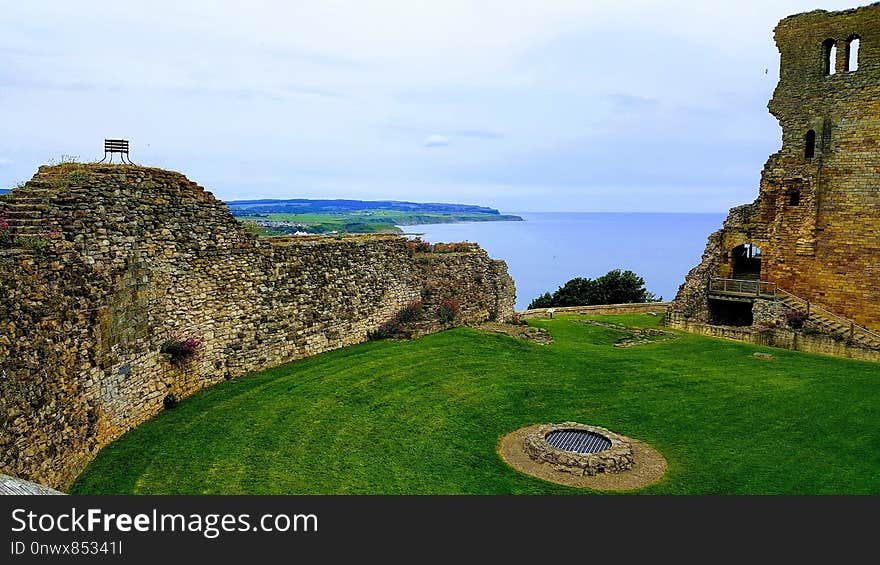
[[776, 288, 880, 345], [709, 277, 777, 298]]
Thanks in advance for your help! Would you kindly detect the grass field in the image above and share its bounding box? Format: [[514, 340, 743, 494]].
[[70, 314, 880, 495]]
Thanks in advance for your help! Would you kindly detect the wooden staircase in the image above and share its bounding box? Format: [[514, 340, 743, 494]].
[[776, 288, 880, 350], [708, 277, 880, 350]]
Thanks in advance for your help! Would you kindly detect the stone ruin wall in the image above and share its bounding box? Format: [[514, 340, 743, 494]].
[[0, 164, 515, 489], [670, 3, 880, 331]]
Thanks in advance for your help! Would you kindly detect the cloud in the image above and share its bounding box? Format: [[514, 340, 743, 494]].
[[0, 0, 861, 212], [424, 135, 450, 147]]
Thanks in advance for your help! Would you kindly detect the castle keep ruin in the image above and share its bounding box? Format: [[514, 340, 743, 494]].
[[669, 3, 880, 348], [0, 164, 515, 489]]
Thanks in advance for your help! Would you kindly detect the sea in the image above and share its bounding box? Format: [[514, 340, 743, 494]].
[[405, 212, 725, 311]]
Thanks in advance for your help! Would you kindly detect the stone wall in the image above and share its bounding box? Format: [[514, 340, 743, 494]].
[[520, 302, 669, 319], [752, 298, 790, 328], [669, 3, 880, 330], [666, 314, 880, 363], [0, 164, 515, 489]]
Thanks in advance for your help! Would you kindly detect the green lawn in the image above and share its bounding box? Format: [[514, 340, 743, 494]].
[[70, 315, 880, 495]]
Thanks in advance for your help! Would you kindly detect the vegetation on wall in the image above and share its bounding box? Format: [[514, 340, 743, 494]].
[[0, 213, 11, 247], [528, 269, 660, 309], [784, 309, 809, 330], [0, 214, 52, 251], [368, 301, 425, 340], [159, 337, 204, 365], [406, 238, 475, 255], [438, 298, 460, 323]]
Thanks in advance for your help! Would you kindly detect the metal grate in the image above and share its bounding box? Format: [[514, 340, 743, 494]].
[[545, 430, 611, 454]]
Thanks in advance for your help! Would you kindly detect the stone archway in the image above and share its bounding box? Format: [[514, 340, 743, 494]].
[[729, 243, 762, 280]]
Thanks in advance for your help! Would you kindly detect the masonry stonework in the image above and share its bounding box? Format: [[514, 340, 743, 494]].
[[670, 4, 880, 332], [0, 164, 515, 489]]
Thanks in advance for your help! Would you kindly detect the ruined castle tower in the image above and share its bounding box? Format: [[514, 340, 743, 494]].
[[669, 3, 880, 338]]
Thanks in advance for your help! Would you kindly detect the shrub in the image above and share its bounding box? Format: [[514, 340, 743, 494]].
[[784, 309, 809, 330], [407, 237, 432, 254], [160, 336, 204, 364], [438, 298, 460, 324], [368, 317, 402, 340], [163, 394, 179, 410], [397, 300, 423, 323], [368, 301, 423, 340]]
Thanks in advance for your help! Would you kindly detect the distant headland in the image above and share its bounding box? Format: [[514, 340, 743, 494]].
[[226, 197, 524, 235]]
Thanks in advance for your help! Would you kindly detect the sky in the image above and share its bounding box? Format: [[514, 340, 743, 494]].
[[0, 0, 864, 212]]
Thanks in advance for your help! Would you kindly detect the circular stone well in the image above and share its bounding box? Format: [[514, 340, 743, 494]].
[[498, 423, 667, 490], [523, 422, 634, 476]]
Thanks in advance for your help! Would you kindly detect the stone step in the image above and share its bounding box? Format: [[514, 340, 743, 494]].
[[4, 203, 49, 212], [11, 198, 51, 206], [16, 187, 54, 194], [774, 295, 879, 347], [8, 219, 45, 228], [5, 210, 45, 219]]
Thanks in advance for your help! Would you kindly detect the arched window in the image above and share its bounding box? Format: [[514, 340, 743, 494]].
[[804, 130, 816, 159], [789, 188, 801, 206], [730, 244, 762, 279], [847, 36, 860, 72], [823, 39, 837, 76]]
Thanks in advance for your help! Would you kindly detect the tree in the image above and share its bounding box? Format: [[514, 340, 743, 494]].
[[528, 269, 659, 309], [593, 269, 657, 304], [528, 292, 554, 309], [551, 277, 597, 307]]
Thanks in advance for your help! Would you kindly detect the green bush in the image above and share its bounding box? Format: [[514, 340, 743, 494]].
[[528, 292, 553, 309]]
